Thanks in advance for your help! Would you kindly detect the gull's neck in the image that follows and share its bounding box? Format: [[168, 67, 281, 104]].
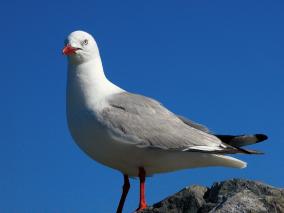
[[67, 57, 124, 112]]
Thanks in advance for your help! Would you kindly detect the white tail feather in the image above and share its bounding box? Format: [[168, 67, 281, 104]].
[[213, 154, 247, 168]]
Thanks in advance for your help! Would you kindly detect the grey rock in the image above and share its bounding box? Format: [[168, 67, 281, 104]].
[[138, 179, 284, 213]]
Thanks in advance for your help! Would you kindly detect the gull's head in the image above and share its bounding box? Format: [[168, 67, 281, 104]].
[[62, 31, 100, 64]]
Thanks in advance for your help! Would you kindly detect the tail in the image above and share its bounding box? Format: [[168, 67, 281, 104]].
[[212, 154, 247, 168], [215, 134, 268, 154]]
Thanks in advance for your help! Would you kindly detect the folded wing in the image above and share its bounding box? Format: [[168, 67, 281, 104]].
[[100, 92, 246, 154]]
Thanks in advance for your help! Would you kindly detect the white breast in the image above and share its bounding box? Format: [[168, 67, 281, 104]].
[[66, 57, 128, 170]]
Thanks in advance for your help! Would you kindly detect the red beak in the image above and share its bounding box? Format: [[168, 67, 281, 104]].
[[62, 44, 78, 55]]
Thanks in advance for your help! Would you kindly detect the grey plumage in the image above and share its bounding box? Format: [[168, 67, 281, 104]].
[[100, 92, 254, 154], [177, 115, 210, 133]]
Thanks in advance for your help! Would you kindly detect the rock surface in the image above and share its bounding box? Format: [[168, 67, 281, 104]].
[[138, 179, 284, 213]]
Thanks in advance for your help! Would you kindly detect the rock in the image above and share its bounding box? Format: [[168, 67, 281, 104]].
[[138, 179, 284, 213]]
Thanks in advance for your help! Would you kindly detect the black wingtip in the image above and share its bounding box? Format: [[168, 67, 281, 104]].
[[236, 146, 265, 155], [255, 134, 268, 142]]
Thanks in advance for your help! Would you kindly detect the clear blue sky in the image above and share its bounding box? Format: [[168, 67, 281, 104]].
[[0, 1, 283, 212]]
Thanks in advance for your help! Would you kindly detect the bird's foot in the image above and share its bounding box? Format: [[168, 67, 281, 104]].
[[135, 203, 147, 212]]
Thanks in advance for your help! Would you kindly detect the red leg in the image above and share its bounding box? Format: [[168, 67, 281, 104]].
[[116, 174, 130, 213], [136, 167, 147, 211]]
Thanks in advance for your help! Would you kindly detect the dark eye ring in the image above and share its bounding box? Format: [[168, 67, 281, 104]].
[[83, 39, 88, 45]]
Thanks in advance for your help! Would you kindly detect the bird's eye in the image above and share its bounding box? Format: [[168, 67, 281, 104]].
[[82, 39, 88, 45]]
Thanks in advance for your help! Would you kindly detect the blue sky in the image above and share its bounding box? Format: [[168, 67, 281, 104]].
[[1, 0, 283, 212]]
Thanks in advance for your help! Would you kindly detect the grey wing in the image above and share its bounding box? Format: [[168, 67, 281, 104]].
[[177, 115, 211, 133], [100, 92, 238, 153]]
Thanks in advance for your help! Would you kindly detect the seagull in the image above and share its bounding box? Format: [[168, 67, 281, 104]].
[[62, 30, 268, 213]]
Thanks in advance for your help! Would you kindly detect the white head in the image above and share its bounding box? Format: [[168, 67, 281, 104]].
[[63, 31, 100, 64]]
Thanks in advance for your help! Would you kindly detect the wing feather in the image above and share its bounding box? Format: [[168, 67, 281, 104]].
[[99, 92, 238, 153]]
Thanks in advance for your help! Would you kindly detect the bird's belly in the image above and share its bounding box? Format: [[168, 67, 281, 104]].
[[69, 122, 226, 176], [67, 111, 240, 177]]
